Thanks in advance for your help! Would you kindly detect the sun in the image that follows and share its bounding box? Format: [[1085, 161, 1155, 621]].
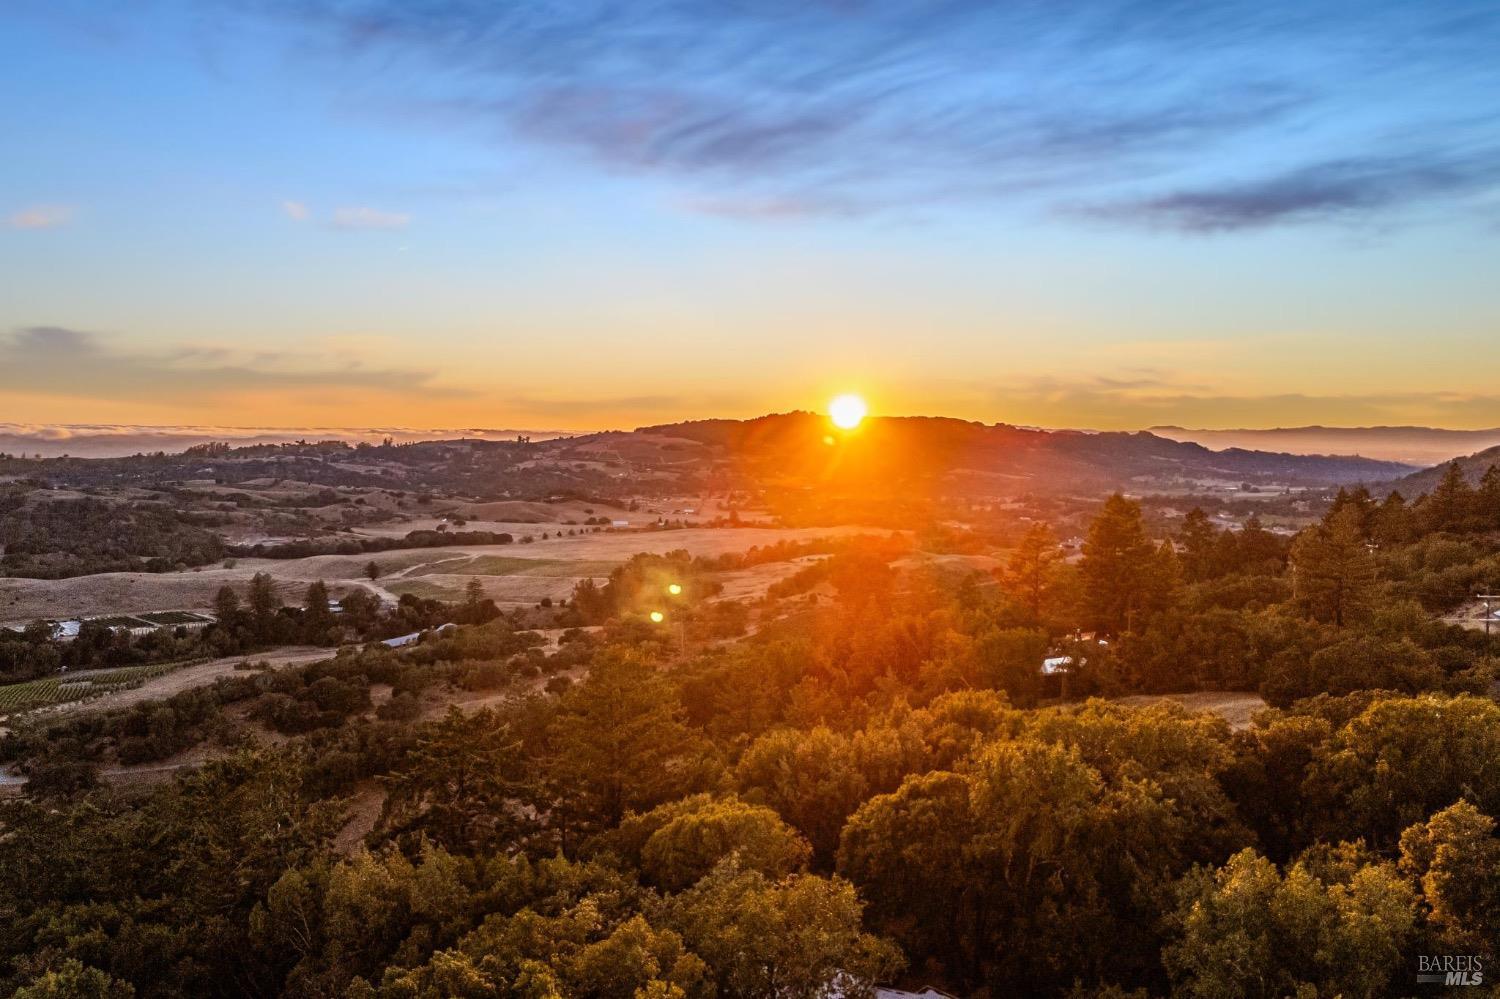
[[829, 394, 868, 430]]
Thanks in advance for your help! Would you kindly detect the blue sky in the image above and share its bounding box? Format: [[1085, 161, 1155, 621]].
[[2, 0, 1499, 430]]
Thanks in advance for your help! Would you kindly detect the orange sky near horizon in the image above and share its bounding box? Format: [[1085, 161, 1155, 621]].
[[11, 366, 1500, 436], [5, 3, 1500, 434]]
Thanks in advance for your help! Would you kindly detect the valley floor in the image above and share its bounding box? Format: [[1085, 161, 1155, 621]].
[[0, 524, 880, 625]]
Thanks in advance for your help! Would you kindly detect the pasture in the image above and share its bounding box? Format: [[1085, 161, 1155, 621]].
[[0, 525, 882, 625]]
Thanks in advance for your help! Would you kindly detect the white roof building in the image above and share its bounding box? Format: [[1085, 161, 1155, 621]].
[[379, 623, 456, 649], [1041, 655, 1073, 675]]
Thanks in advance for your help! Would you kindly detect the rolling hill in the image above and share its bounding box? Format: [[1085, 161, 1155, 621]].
[[1391, 445, 1500, 497], [626, 413, 1413, 495]]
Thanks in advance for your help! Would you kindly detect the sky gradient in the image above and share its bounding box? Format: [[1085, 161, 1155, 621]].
[[3, 1, 1499, 431]]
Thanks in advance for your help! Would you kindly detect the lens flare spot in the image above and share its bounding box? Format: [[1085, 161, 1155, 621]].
[[649, 610, 665, 623]]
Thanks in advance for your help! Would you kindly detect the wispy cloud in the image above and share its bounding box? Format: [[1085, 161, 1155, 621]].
[[971, 371, 1500, 430], [330, 205, 410, 230], [281, 199, 310, 221], [675, 192, 861, 221], [1084, 145, 1500, 231], [0, 325, 466, 406], [507, 394, 690, 419], [8, 203, 74, 229], [227, 0, 1500, 230]]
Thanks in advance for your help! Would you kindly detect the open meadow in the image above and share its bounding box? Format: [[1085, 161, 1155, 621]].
[[0, 524, 883, 625]]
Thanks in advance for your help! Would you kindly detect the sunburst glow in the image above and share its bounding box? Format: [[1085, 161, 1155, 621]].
[[829, 394, 868, 430]]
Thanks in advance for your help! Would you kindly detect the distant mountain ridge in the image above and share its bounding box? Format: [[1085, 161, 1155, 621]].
[[1149, 425, 1500, 466], [628, 413, 1413, 494], [0, 413, 1418, 501]]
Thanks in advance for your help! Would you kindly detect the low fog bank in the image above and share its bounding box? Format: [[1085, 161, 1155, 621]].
[[1150, 425, 1500, 466], [0, 424, 581, 458]]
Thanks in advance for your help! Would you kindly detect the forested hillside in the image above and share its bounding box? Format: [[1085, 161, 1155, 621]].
[[2, 458, 1499, 997], [1397, 447, 1500, 494], [0, 494, 226, 578], [635, 413, 1413, 493]]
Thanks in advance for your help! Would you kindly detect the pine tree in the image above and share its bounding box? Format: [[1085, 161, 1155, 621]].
[[1371, 492, 1415, 546], [248, 572, 281, 642], [1291, 505, 1376, 626], [213, 585, 241, 625], [1149, 539, 1182, 613], [1478, 465, 1500, 529], [546, 651, 712, 836], [1327, 486, 1375, 538], [383, 707, 528, 851], [1422, 461, 1474, 533], [1004, 522, 1059, 620], [1081, 494, 1160, 635], [302, 580, 332, 636], [1235, 514, 1285, 574], [1178, 507, 1219, 582]]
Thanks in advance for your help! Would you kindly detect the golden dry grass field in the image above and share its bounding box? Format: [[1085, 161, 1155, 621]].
[[0, 525, 881, 625]]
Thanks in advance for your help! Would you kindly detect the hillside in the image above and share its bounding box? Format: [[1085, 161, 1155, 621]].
[[0, 417, 1415, 505], [1393, 444, 1500, 497], [633, 412, 1413, 494], [0, 417, 1415, 569]]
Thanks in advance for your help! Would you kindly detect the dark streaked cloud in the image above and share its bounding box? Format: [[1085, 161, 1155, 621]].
[[977, 370, 1500, 430], [0, 325, 468, 404], [1085, 145, 1500, 231], [10, 326, 91, 352], [227, 0, 1500, 229]]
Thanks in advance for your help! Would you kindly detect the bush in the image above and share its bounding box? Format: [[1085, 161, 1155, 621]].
[[377, 691, 422, 721], [24, 759, 99, 796], [457, 660, 510, 691], [255, 694, 335, 734]]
